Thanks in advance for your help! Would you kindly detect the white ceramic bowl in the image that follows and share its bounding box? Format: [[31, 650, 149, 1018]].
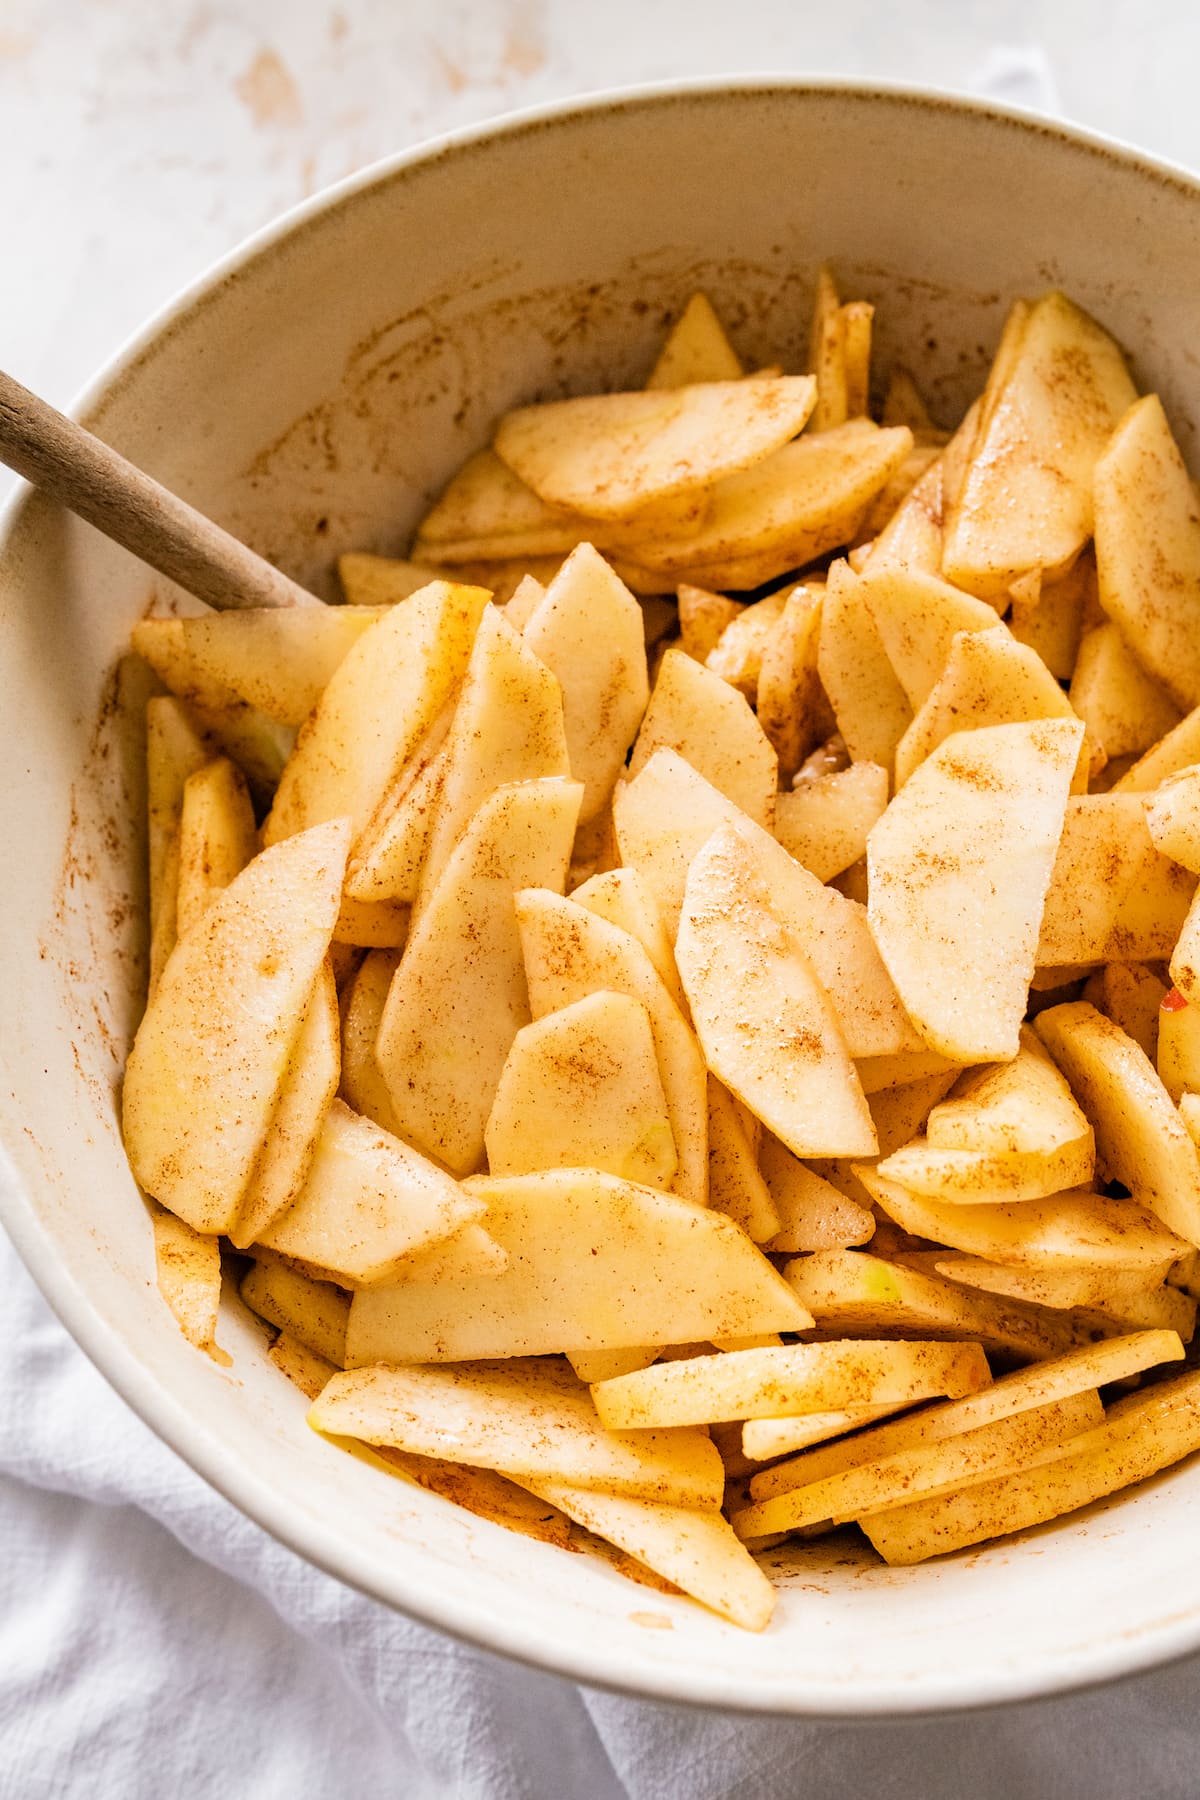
[[5, 80, 1200, 1716]]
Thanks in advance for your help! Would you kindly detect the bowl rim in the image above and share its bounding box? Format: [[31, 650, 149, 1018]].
[[6, 73, 1200, 1718]]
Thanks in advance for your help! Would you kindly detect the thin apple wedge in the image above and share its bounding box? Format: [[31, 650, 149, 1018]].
[[773, 761, 889, 885], [818, 558, 913, 770], [240, 1259, 351, 1367], [624, 423, 913, 589], [859, 1166, 1189, 1277], [1037, 796, 1195, 965], [175, 756, 258, 938], [748, 1329, 1182, 1503], [145, 697, 213, 980], [264, 581, 488, 854], [485, 990, 677, 1187], [524, 1481, 775, 1631], [254, 1099, 483, 1286], [347, 1167, 809, 1363], [733, 1391, 1102, 1538], [676, 822, 877, 1159], [627, 648, 778, 827], [591, 1339, 990, 1431], [861, 1368, 1200, 1565], [706, 1079, 781, 1243], [782, 1247, 1081, 1362], [894, 626, 1093, 791], [181, 604, 387, 727], [646, 292, 743, 389], [523, 544, 649, 822], [860, 564, 1001, 707], [1145, 766, 1200, 874], [516, 889, 709, 1205], [376, 778, 582, 1176], [122, 820, 349, 1234], [1094, 394, 1200, 710], [310, 1358, 725, 1508], [570, 866, 687, 1009], [926, 1026, 1093, 1156], [493, 376, 816, 520], [874, 1135, 1095, 1205], [411, 607, 572, 925], [867, 719, 1084, 1062], [943, 291, 1136, 598], [1035, 1001, 1200, 1247], [230, 959, 341, 1247], [150, 1205, 226, 1361]]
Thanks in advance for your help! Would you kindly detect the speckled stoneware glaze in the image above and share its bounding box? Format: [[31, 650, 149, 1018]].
[[4, 81, 1200, 1715]]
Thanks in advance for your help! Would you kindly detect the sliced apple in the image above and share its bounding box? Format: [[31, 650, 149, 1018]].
[[875, 1134, 1095, 1205], [783, 1247, 1080, 1362], [240, 1258, 350, 1366], [338, 552, 445, 606], [676, 822, 877, 1158], [704, 591, 787, 698], [1145, 767, 1200, 874], [485, 990, 677, 1187], [1037, 795, 1195, 965], [867, 719, 1083, 1062], [754, 585, 826, 782], [338, 948, 401, 1133], [860, 564, 1002, 706], [677, 582, 743, 664], [943, 292, 1137, 598], [411, 607, 571, 926], [861, 1369, 1200, 1565], [516, 888, 709, 1204], [311, 1358, 724, 1507], [590, 1339, 990, 1431], [570, 866, 686, 1009], [818, 559, 913, 769], [525, 1480, 774, 1630], [733, 1390, 1103, 1539], [773, 760, 889, 885], [706, 1078, 781, 1243], [1094, 394, 1200, 710], [645, 292, 743, 389], [894, 626, 1092, 790], [122, 820, 348, 1234], [758, 1139, 874, 1253], [255, 1099, 482, 1286], [231, 959, 341, 1247], [747, 1328, 1182, 1503], [181, 604, 386, 727], [627, 648, 778, 827], [493, 375, 817, 520], [624, 423, 914, 589], [151, 1205, 225, 1360], [175, 756, 258, 938], [145, 696, 213, 993], [523, 543, 649, 822], [859, 1166, 1189, 1277], [263, 581, 488, 855], [346, 1168, 810, 1362], [1035, 1001, 1200, 1247], [375, 778, 581, 1176], [1069, 621, 1181, 761], [413, 449, 591, 562]]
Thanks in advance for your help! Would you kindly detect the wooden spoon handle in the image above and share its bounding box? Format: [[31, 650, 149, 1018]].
[[0, 368, 319, 610]]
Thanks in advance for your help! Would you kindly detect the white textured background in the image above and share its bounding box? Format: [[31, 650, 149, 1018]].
[[5, 4, 1200, 1796]]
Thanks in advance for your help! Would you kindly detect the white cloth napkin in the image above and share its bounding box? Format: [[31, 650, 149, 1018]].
[[4, 1215, 1200, 1800]]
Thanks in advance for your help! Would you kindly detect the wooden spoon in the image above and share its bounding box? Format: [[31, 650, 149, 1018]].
[[0, 368, 319, 611]]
